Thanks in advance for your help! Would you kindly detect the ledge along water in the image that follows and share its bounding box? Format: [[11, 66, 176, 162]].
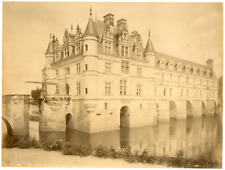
[[36, 116, 221, 161]]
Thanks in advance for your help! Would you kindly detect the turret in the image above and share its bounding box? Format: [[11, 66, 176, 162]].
[[144, 30, 156, 66], [83, 8, 98, 99], [45, 34, 54, 68]]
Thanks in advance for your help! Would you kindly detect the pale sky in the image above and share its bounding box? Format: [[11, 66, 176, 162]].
[[2, 2, 223, 95]]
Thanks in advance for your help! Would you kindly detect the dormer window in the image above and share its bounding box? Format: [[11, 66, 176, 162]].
[[65, 67, 70, 75], [105, 41, 112, 54]]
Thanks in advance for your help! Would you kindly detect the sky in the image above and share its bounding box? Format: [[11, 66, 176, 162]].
[[2, 2, 223, 95]]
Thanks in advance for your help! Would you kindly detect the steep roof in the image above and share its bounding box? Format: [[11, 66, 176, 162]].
[[83, 17, 97, 38], [145, 38, 155, 53], [94, 19, 106, 37], [45, 41, 54, 55], [155, 52, 208, 69]]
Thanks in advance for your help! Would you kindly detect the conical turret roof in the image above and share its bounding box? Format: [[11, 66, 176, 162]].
[[145, 30, 155, 53], [45, 41, 54, 55], [83, 17, 97, 38]]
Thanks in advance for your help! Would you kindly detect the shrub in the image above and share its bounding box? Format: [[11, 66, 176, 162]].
[[16, 138, 31, 149], [62, 142, 91, 156], [2, 134, 19, 148]]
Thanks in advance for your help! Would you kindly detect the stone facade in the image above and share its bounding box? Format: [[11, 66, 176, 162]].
[[2, 95, 30, 136], [41, 11, 218, 133]]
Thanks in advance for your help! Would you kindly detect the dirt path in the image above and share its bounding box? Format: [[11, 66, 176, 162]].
[[2, 148, 168, 168]]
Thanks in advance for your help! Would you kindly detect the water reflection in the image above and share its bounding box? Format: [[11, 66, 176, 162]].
[[39, 117, 219, 160]]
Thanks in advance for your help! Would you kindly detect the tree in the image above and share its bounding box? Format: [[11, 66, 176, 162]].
[[31, 88, 42, 103]]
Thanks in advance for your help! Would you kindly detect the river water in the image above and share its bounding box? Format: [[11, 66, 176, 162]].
[[37, 116, 222, 161]]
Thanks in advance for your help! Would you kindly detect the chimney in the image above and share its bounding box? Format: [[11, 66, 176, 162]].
[[206, 58, 214, 72], [117, 18, 127, 32], [103, 13, 114, 27]]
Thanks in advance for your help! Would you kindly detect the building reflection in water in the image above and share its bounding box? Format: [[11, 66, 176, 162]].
[[39, 117, 219, 160]]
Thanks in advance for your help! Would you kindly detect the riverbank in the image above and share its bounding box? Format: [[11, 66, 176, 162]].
[[2, 148, 167, 168]]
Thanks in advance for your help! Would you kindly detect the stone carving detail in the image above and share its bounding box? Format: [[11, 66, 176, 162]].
[[44, 96, 71, 111], [84, 104, 97, 113], [12, 96, 23, 105]]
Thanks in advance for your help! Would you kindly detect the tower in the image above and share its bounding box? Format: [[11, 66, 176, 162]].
[[83, 8, 98, 99], [144, 30, 156, 66]]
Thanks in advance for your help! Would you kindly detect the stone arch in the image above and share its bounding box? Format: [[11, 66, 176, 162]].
[[169, 101, 177, 119], [2, 117, 13, 136], [120, 106, 130, 127], [186, 100, 193, 118], [66, 113, 72, 129], [202, 101, 206, 116]]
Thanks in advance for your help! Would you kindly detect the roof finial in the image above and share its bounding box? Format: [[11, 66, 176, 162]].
[[90, 6, 92, 16], [148, 29, 151, 38]]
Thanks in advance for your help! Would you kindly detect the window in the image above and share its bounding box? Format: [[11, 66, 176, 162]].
[[56, 69, 59, 76], [200, 79, 202, 85], [186, 89, 189, 97], [85, 44, 88, 51], [56, 85, 59, 94], [181, 89, 183, 97], [105, 82, 111, 95], [178, 75, 181, 82], [164, 88, 167, 96], [77, 82, 80, 95], [85, 64, 88, 71], [121, 61, 129, 74], [61, 52, 64, 59], [105, 41, 111, 54], [72, 46, 75, 53], [213, 81, 214, 87], [196, 90, 198, 97], [137, 84, 142, 96], [66, 84, 69, 95], [77, 63, 80, 73], [137, 50, 142, 60], [170, 88, 172, 97], [121, 46, 124, 56], [105, 103, 108, 110], [170, 74, 172, 81], [187, 77, 189, 83], [137, 68, 141, 77], [85, 88, 88, 94], [140, 103, 142, 109], [120, 80, 127, 95], [125, 47, 129, 57], [65, 68, 70, 75], [105, 62, 111, 73], [200, 90, 202, 97]]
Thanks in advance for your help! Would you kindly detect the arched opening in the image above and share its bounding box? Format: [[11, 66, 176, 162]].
[[186, 101, 193, 118], [2, 117, 13, 136], [202, 101, 206, 116], [169, 101, 177, 119], [66, 113, 72, 129], [120, 106, 130, 127]]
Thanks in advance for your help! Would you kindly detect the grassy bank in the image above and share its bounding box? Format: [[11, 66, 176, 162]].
[[2, 134, 220, 168]]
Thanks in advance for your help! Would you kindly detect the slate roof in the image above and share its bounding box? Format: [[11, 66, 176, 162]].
[[83, 17, 97, 38], [45, 41, 54, 55]]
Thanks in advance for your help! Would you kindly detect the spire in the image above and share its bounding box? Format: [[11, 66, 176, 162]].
[[83, 8, 97, 38], [145, 29, 155, 53], [45, 35, 54, 55], [90, 6, 92, 16]]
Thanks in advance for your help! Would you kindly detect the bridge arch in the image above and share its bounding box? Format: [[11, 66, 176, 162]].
[[169, 101, 177, 119], [186, 100, 193, 118], [2, 117, 13, 136], [120, 106, 130, 127]]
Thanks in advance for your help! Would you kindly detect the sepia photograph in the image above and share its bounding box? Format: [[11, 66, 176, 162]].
[[2, 1, 223, 168]]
